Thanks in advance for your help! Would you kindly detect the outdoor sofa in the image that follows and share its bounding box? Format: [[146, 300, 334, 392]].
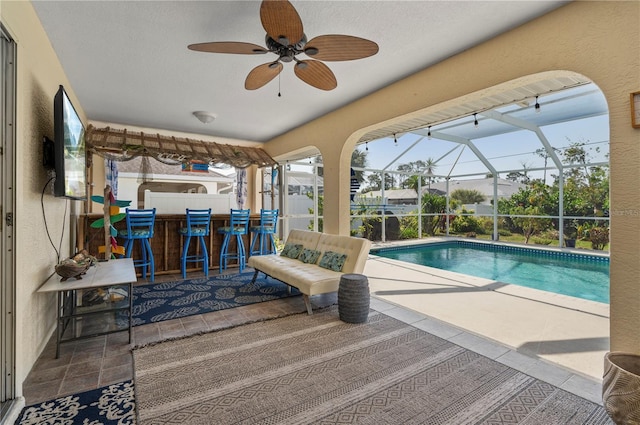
[[247, 229, 372, 314]]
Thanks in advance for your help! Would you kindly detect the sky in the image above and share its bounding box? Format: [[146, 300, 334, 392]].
[[357, 112, 609, 184], [287, 83, 610, 186]]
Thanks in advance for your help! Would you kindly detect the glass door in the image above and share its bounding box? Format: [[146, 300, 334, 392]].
[[0, 23, 16, 419]]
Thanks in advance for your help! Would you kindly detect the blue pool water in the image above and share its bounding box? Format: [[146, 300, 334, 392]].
[[371, 241, 610, 303]]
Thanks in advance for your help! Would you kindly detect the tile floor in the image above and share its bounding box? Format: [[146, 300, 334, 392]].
[[22, 262, 605, 409], [22, 270, 337, 406]]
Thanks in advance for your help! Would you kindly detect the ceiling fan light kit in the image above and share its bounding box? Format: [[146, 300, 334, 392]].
[[188, 0, 379, 92], [193, 111, 217, 124]]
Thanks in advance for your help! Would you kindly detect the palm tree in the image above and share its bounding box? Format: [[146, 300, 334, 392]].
[[405, 175, 425, 193], [425, 158, 437, 192]]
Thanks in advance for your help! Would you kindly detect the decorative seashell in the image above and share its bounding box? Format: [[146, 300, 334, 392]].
[[55, 257, 92, 281]]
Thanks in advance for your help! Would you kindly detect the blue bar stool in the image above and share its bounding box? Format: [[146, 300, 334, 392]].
[[119, 208, 156, 282], [180, 208, 212, 279], [217, 209, 250, 273], [249, 209, 279, 255]]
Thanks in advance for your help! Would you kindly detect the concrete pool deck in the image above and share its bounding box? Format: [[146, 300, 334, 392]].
[[363, 238, 609, 404]]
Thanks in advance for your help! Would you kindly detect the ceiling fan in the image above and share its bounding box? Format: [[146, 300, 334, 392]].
[[188, 0, 379, 91]]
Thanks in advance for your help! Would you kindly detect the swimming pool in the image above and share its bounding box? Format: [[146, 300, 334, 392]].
[[371, 241, 610, 303]]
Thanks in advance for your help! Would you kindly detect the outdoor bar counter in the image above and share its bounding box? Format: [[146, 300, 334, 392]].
[[78, 213, 264, 277]]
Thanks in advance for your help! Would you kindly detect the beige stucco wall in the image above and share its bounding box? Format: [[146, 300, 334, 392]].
[[1, 1, 89, 394], [263, 1, 640, 351]]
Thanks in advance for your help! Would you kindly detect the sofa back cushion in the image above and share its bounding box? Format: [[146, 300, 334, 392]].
[[316, 234, 371, 274], [281, 243, 303, 259], [284, 229, 322, 251], [318, 251, 347, 271], [299, 248, 321, 264]]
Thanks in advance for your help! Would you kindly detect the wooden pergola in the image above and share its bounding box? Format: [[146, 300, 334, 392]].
[[85, 125, 277, 168]]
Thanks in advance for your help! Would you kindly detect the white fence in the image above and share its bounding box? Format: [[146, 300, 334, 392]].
[[143, 190, 237, 214]]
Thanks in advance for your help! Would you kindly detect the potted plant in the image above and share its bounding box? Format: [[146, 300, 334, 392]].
[[565, 236, 576, 248]]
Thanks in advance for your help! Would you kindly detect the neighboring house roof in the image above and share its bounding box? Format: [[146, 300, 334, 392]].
[[427, 178, 525, 199], [360, 178, 524, 203], [360, 189, 418, 200]]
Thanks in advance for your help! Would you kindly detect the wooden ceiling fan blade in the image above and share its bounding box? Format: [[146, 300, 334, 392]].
[[245, 62, 283, 90], [294, 60, 337, 91], [188, 41, 268, 54], [260, 0, 304, 46], [305, 35, 379, 61]]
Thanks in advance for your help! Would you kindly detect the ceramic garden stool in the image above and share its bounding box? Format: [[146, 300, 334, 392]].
[[338, 273, 370, 323]]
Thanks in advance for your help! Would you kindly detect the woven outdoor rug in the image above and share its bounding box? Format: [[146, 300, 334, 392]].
[[132, 271, 298, 325], [133, 306, 613, 425]]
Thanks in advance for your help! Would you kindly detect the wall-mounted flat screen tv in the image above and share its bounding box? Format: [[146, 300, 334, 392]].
[[53, 85, 87, 200]]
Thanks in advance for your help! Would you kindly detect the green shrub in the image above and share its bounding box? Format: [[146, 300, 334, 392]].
[[540, 229, 560, 240], [498, 229, 512, 237], [399, 215, 419, 239], [477, 216, 494, 234], [531, 229, 559, 245], [590, 227, 609, 250], [531, 237, 554, 245], [451, 209, 483, 234]]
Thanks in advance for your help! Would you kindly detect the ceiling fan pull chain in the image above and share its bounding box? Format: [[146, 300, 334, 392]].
[[278, 72, 281, 97]]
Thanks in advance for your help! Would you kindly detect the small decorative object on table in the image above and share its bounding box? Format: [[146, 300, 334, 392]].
[[55, 250, 97, 281]]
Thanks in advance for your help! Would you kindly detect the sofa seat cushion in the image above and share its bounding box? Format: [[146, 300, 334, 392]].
[[248, 254, 343, 296]]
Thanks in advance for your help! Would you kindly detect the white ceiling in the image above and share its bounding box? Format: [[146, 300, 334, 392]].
[[31, 1, 569, 143]]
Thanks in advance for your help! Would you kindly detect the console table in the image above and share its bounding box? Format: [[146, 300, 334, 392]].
[[38, 258, 137, 358]]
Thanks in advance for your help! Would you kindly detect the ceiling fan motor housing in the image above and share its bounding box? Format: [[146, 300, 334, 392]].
[[265, 34, 309, 61]]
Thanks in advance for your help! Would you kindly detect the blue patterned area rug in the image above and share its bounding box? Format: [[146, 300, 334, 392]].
[[132, 271, 298, 325], [16, 380, 135, 425]]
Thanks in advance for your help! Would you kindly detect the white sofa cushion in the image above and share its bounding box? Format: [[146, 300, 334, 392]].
[[248, 254, 343, 295], [247, 230, 372, 312], [284, 229, 322, 250], [315, 233, 370, 274]]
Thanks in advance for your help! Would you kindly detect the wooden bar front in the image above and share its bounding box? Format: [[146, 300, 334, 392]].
[[78, 214, 261, 277]]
